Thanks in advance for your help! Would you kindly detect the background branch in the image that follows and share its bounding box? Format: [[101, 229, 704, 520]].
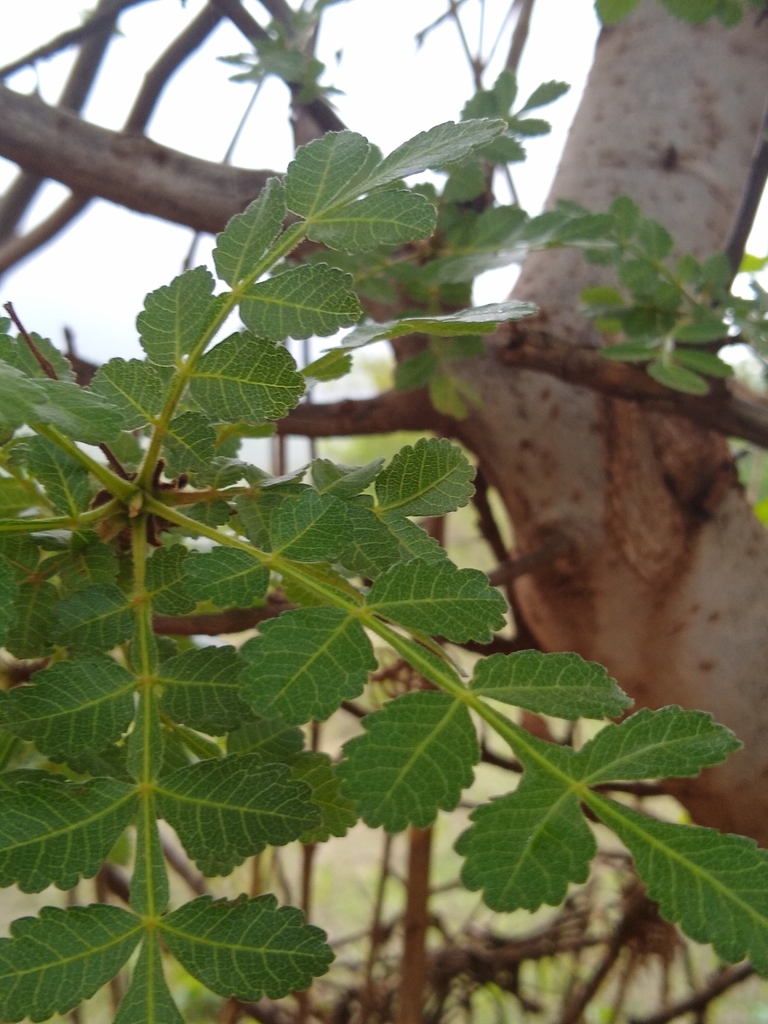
[[278, 388, 454, 437]]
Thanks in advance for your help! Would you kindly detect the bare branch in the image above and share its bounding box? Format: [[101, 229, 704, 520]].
[[488, 531, 569, 586], [152, 593, 293, 636], [725, 97, 768, 278], [497, 325, 768, 449], [162, 838, 209, 897], [0, 84, 273, 233], [505, 0, 535, 74], [278, 388, 454, 437], [209, 0, 270, 42], [628, 962, 754, 1024], [0, 194, 89, 275], [471, 468, 509, 564]]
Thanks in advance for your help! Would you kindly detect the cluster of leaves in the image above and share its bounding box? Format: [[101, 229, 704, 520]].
[[0, 120, 767, 1024], [596, 0, 765, 26]]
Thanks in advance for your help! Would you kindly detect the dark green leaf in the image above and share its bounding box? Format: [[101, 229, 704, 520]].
[[5, 579, 58, 658], [138, 267, 223, 367], [146, 546, 195, 616], [164, 411, 217, 476], [302, 349, 353, 382], [158, 645, 252, 734], [227, 715, 305, 761], [214, 178, 286, 285], [185, 547, 269, 608], [55, 584, 134, 653], [289, 751, 358, 842], [308, 191, 436, 253], [35, 380, 123, 444], [270, 490, 349, 562], [113, 934, 184, 1024], [375, 437, 475, 518], [91, 358, 164, 429], [23, 435, 91, 516], [311, 457, 384, 499], [0, 556, 17, 646]]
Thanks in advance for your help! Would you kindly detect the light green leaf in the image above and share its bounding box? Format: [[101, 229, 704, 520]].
[[90, 358, 164, 429], [214, 178, 286, 285], [673, 349, 733, 378], [0, 773, 136, 892], [236, 485, 308, 550], [158, 645, 252, 734], [595, 0, 642, 21], [0, 658, 135, 757], [0, 330, 75, 382], [185, 548, 269, 609], [457, 759, 594, 912], [159, 894, 333, 999], [302, 348, 353, 382], [55, 584, 134, 653], [339, 691, 478, 832], [470, 650, 632, 720], [138, 266, 223, 367], [289, 751, 358, 843], [343, 300, 538, 348], [270, 490, 349, 561], [23, 435, 91, 516], [312, 457, 384, 499], [375, 437, 475, 518], [35, 380, 123, 444], [637, 217, 674, 259], [239, 264, 362, 342], [588, 793, 768, 973], [519, 80, 570, 112], [114, 933, 184, 1024], [366, 559, 507, 643], [576, 706, 740, 784], [0, 903, 142, 1023], [146, 546, 195, 616], [285, 130, 371, 217], [360, 120, 506, 193], [189, 332, 305, 423], [307, 191, 436, 253], [0, 477, 36, 517], [240, 607, 375, 723], [157, 755, 319, 875], [163, 411, 217, 476], [647, 359, 709, 395], [0, 360, 50, 431], [659, 0, 719, 23], [227, 715, 305, 761]]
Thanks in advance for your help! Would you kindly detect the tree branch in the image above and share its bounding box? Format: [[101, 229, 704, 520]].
[[152, 593, 293, 636], [725, 95, 768, 279], [505, 0, 536, 75], [0, 84, 274, 233], [497, 325, 768, 448], [628, 962, 754, 1024], [278, 388, 454, 437], [0, 194, 89, 275]]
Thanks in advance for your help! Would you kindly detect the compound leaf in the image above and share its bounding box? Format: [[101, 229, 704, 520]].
[[214, 178, 286, 285], [0, 903, 142, 1023], [185, 548, 269, 608], [269, 490, 349, 561], [189, 332, 304, 423], [158, 645, 252, 734], [470, 650, 632, 720], [55, 584, 134, 653], [366, 559, 506, 643], [239, 264, 361, 342], [159, 894, 333, 1000], [0, 658, 135, 758], [375, 437, 475, 518], [343, 300, 538, 348], [138, 266, 223, 367], [338, 503, 401, 577], [0, 774, 136, 892], [114, 933, 184, 1024], [157, 756, 319, 875], [91, 358, 164, 429], [307, 191, 436, 253], [240, 607, 375, 724], [588, 793, 768, 973], [338, 691, 478, 832], [576, 706, 741, 784], [285, 130, 371, 218]]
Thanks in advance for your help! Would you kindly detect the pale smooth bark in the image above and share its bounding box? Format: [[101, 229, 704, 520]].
[[453, 1, 768, 840]]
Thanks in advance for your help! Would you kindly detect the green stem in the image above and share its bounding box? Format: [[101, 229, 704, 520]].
[[32, 423, 138, 502], [0, 498, 121, 533]]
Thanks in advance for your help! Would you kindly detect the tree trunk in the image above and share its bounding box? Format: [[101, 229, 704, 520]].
[[452, 0, 768, 842]]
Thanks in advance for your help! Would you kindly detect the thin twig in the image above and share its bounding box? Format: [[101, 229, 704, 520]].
[[628, 962, 755, 1024], [488, 531, 569, 586], [3, 301, 57, 378], [725, 97, 768, 280], [505, 0, 535, 74], [471, 468, 508, 564], [0, 194, 89, 275], [360, 833, 394, 1021]]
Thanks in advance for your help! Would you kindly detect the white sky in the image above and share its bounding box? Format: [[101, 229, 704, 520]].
[[0, 0, 602, 364], [0, 0, 765, 370]]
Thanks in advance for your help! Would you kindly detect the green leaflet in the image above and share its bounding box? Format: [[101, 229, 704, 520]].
[[285, 130, 372, 218], [0, 359, 51, 431], [0, 558, 17, 646], [575, 706, 741, 783], [239, 264, 362, 342], [366, 559, 507, 643], [358, 119, 506, 193], [146, 546, 196, 616], [470, 650, 632, 720], [156, 756, 320, 875], [0, 658, 135, 758], [269, 490, 349, 562], [158, 645, 252, 734], [55, 583, 135, 653], [159, 894, 334, 999], [290, 751, 358, 843], [0, 773, 136, 892], [35, 380, 123, 444], [185, 547, 269, 608], [240, 607, 375, 723], [91, 358, 164, 429], [343, 300, 538, 349], [56, 538, 118, 594], [188, 331, 305, 423], [380, 513, 449, 564], [163, 411, 217, 476], [227, 715, 305, 761], [375, 437, 475, 518], [338, 503, 402, 578], [307, 190, 436, 253], [588, 794, 768, 974], [235, 484, 308, 550], [23, 435, 92, 516], [0, 329, 75, 382], [311, 456, 385, 499], [138, 266, 223, 366], [113, 933, 184, 1024], [0, 477, 36, 517], [338, 691, 479, 832], [130, 792, 168, 916], [0, 903, 142, 1023], [457, 761, 595, 912], [213, 177, 286, 286]]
